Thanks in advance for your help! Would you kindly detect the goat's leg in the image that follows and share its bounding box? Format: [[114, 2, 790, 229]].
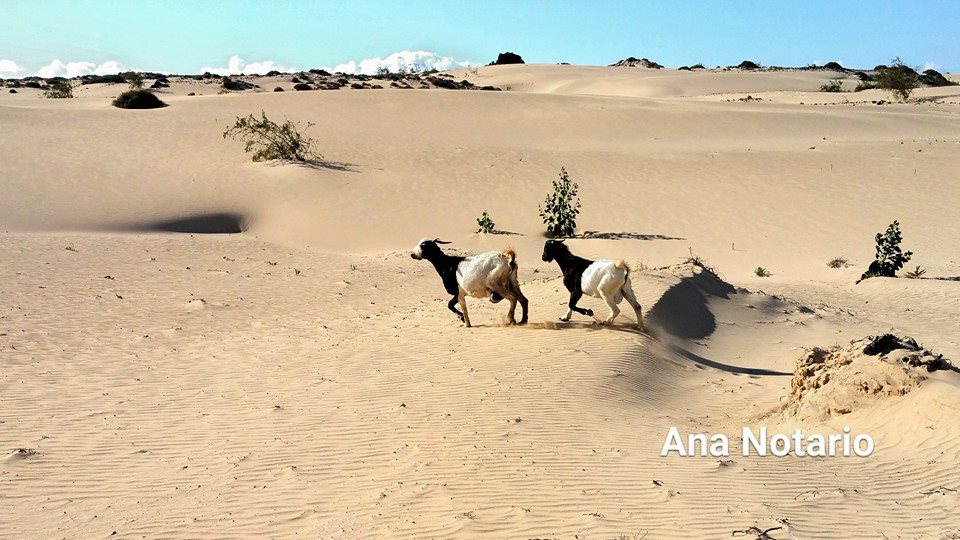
[[621, 283, 645, 331], [447, 295, 464, 322], [598, 288, 620, 325], [515, 286, 529, 325], [458, 291, 472, 327], [563, 290, 593, 321]]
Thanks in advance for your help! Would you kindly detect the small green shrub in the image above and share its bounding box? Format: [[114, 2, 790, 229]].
[[125, 72, 143, 90], [539, 167, 581, 238], [476, 211, 495, 233], [904, 266, 926, 279], [44, 80, 73, 98], [112, 89, 167, 109], [222, 110, 320, 162], [827, 257, 849, 269], [754, 267, 771, 277], [819, 79, 844, 92], [875, 58, 919, 100], [857, 220, 912, 283]]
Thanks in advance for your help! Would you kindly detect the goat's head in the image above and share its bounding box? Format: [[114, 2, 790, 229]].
[[411, 238, 450, 260], [541, 239, 569, 262]]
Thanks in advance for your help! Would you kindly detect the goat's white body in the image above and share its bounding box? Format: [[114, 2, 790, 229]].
[[562, 258, 644, 329], [457, 251, 515, 298], [580, 260, 628, 301]]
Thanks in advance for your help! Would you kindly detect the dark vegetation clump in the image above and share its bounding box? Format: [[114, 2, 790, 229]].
[[918, 69, 957, 87], [112, 89, 167, 109], [273, 86, 284, 92], [309, 68, 331, 76], [293, 83, 312, 91], [736, 60, 761, 70], [24, 81, 41, 89], [490, 52, 524, 65], [81, 74, 125, 84], [823, 61, 845, 71], [221, 77, 257, 91]]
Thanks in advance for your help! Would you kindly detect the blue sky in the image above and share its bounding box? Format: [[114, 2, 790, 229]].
[[2, 0, 958, 77]]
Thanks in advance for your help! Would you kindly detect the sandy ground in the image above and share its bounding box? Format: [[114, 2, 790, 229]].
[[2, 65, 960, 539]]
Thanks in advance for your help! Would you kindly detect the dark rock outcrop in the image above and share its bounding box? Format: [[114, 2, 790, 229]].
[[610, 57, 663, 69], [490, 52, 524, 65]]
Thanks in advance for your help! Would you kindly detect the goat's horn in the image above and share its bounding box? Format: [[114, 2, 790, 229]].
[[434, 238, 452, 244]]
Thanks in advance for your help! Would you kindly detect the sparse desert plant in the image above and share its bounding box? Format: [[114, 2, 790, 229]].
[[43, 80, 73, 98], [476, 211, 495, 233], [125, 72, 143, 89], [112, 89, 167, 109], [854, 80, 877, 92], [754, 267, 771, 277], [857, 220, 912, 283], [904, 265, 926, 279], [539, 166, 581, 238], [294, 268, 301, 276], [827, 257, 849, 268], [820, 79, 844, 92], [222, 110, 320, 162], [875, 57, 919, 101]]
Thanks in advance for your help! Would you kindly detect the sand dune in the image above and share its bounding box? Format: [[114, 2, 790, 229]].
[[2, 65, 959, 538]]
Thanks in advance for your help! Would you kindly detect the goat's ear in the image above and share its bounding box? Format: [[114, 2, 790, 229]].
[[434, 239, 452, 244]]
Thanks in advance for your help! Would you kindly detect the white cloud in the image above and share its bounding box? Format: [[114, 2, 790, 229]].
[[329, 50, 473, 75], [0, 59, 24, 76], [199, 55, 293, 76], [35, 59, 126, 78]]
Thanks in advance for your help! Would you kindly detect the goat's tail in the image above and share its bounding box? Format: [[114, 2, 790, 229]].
[[502, 248, 518, 271], [615, 258, 629, 276]]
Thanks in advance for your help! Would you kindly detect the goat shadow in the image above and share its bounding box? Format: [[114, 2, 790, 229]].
[[580, 231, 685, 241]]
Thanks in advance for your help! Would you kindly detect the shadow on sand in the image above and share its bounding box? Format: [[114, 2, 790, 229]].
[[580, 231, 685, 241], [264, 160, 360, 172]]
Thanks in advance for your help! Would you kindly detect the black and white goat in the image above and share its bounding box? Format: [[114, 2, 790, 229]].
[[412, 238, 529, 327], [541, 239, 645, 330]]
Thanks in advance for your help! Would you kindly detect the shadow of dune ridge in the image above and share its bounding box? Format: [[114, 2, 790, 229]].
[[128, 212, 249, 234], [646, 266, 735, 340], [665, 342, 791, 376], [580, 231, 684, 241]]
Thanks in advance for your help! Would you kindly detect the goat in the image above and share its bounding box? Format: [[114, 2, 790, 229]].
[[541, 239, 645, 330], [411, 238, 529, 327]]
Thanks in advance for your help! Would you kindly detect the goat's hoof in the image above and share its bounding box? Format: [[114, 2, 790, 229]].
[[518, 319, 528, 325], [585, 309, 594, 316]]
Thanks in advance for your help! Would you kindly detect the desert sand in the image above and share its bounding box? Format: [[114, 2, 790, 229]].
[[2, 64, 959, 539]]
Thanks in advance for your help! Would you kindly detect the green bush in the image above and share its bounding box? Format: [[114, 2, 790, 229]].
[[754, 267, 771, 277], [125, 72, 143, 90], [857, 220, 912, 283], [44, 80, 73, 98], [819, 79, 844, 92], [476, 211, 495, 233], [539, 167, 581, 238], [112, 89, 167, 109], [875, 58, 919, 100], [222, 110, 320, 162]]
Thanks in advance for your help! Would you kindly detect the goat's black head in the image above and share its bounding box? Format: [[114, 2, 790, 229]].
[[411, 237, 451, 260], [541, 239, 569, 262]]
